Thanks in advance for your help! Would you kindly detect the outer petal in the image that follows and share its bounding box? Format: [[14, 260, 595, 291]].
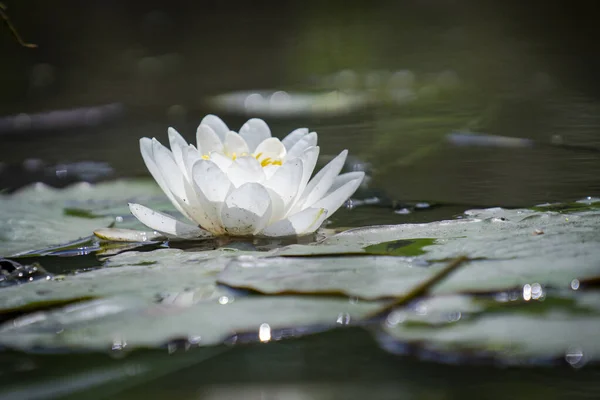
[[182, 144, 202, 180], [221, 183, 272, 235], [296, 149, 348, 211], [286, 132, 318, 160], [168, 127, 190, 180], [311, 173, 364, 217], [239, 118, 271, 152], [326, 171, 365, 195], [196, 124, 224, 155], [153, 140, 220, 231], [200, 114, 229, 141], [151, 138, 187, 200], [259, 207, 327, 237], [129, 203, 212, 239], [224, 131, 250, 156], [226, 156, 266, 188], [139, 138, 190, 220], [288, 146, 319, 213], [281, 127, 309, 150]]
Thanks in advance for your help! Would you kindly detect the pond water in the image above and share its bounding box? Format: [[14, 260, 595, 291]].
[[1, 1, 600, 399]]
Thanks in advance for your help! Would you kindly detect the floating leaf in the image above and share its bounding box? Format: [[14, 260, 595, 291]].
[[219, 255, 433, 299], [375, 291, 600, 366], [0, 248, 245, 311], [531, 198, 600, 214], [0, 180, 173, 256], [0, 294, 387, 351], [219, 208, 600, 298]]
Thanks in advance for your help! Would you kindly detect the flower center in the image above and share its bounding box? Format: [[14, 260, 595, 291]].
[[201, 151, 282, 167]]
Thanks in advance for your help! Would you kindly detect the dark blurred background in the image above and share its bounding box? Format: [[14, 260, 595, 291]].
[[2, 0, 600, 210]]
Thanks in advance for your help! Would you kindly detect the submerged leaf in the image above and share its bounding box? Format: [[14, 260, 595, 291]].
[[63, 208, 104, 219]]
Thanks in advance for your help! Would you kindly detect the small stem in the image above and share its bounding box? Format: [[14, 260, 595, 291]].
[[369, 255, 470, 319], [1, 3, 37, 48]]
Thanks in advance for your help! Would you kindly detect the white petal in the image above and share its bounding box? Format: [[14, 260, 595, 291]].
[[129, 203, 212, 238], [221, 183, 272, 235], [200, 114, 229, 140], [262, 164, 280, 180], [254, 137, 286, 161], [326, 171, 365, 195], [223, 131, 250, 156], [281, 127, 309, 150], [168, 127, 190, 180], [287, 146, 319, 213], [286, 132, 318, 160], [192, 159, 232, 203], [226, 156, 266, 188], [259, 207, 327, 237], [196, 124, 224, 155], [181, 173, 223, 234], [265, 188, 285, 223], [298, 149, 348, 210], [264, 158, 303, 208], [239, 118, 271, 152], [311, 173, 364, 216], [151, 138, 187, 200], [153, 142, 218, 231], [182, 145, 202, 180], [209, 151, 233, 172], [140, 138, 187, 217]]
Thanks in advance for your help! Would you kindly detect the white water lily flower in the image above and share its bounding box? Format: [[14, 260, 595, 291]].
[[129, 114, 364, 238]]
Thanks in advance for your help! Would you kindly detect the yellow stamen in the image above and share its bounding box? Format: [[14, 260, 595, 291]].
[[254, 152, 263, 160], [272, 160, 282, 166], [201, 155, 210, 160], [260, 157, 272, 167], [232, 152, 237, 160]]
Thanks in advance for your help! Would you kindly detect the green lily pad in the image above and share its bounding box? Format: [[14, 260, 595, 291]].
[[531, 197, 600, 213], [0, 248, 251, 311], [0, 180, 167, 257], [218, 208, 600, 299], [218, 255, 435, 299], [375, 291, 600, 366], [0, 293, 386, 351]]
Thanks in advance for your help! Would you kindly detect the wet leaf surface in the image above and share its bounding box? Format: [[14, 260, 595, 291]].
[[375, 291, 600, 366], [219, 207, 600, 298]]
